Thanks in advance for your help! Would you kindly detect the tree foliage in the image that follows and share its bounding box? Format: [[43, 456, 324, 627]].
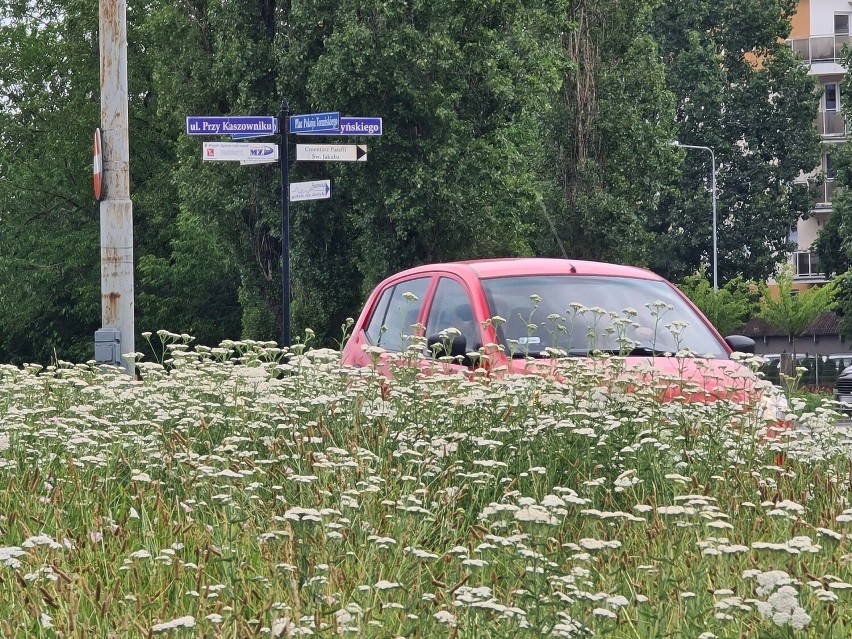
[[537, 0, 677, 265], [0, 0, 826, 362], [757, 268, 837, 355], [649, 0, 821, 284], [0, 0, 102, 362], [677, 268, 758, 337]]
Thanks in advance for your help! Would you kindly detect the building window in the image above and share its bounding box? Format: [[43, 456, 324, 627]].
[[795, 251, 821, 278], [825, 152, 836, 180], [825, 83, 839, 111], [836, 13, 850, 35]]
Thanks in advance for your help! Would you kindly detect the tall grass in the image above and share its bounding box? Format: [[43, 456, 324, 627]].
[[0, 334, 850, 637]]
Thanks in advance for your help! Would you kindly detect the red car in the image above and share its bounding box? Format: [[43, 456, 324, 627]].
[[341, 257, 789, 435], [344, 257, 754, 362]]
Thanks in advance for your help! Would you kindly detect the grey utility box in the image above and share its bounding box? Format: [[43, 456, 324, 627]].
[[94, 328, 122, 365]]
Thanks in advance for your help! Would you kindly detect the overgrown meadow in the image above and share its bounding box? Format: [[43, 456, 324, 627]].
[[1, 332, 851, 638]]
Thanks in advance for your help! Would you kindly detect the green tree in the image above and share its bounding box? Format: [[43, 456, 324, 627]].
[[1, 0, 823, 363], [650, 1, 821, 284], [0, 0, 243, 364], [537, 0, 678, 265], [678, 268, 759, 336], [0, 0, 103, 363], [293, 0, 568, 320], [757, 268, 837, 360], [140, 0, 284, 340]]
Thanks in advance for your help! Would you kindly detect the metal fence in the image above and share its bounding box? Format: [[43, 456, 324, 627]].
[[759, 354, 852, 388]]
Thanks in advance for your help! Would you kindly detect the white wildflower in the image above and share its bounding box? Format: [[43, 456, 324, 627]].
[[151, 616, 196, 633], [433, 610, 457, 626], [0, 546, 27, 568], [374, 580, 401, 590]]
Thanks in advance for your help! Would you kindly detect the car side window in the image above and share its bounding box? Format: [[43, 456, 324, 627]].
[[365, 287, 394, 344], [369, 277, 431, 352], [425, 278, 480, 352]]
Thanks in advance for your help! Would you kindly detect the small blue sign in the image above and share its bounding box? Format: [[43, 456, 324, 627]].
[[294, 117, 383, 136], [340, 117, 383, 136], [289, 112, 340, 134], [186, 116, 277, 136]]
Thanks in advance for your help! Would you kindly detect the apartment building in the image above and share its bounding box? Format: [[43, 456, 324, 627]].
[[787, 0, 849, 285], [741, 1, 850, 356]]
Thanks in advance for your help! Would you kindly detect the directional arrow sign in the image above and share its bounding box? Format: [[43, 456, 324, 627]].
[[296, 144, 367, 162], [187, 116, 276, 136], [290, 180, 331, 202], [203, 142, 279, 162]]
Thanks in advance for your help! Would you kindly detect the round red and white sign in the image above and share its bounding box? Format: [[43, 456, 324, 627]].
[[93, 128, 103, 201]]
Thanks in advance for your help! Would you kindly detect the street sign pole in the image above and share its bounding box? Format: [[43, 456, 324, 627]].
[[279, 100, 291, 348]]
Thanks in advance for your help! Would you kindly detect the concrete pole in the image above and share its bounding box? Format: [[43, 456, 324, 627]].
[[99, 0, 135, 369]]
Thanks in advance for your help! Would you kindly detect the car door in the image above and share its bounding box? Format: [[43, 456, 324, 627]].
[[422, 276, 484, 374], [349, 276, 433, 374]]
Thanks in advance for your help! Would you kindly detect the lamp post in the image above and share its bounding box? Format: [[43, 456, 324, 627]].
[[670, 141, 718, 292]]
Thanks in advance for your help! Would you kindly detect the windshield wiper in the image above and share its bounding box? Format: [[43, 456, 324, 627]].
[[624, 346, 671, 357]]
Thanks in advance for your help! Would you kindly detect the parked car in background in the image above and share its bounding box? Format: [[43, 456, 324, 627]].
[[835, 364, 852, 412], [830, 354, 852, 371], [761, 354, 781, 366]]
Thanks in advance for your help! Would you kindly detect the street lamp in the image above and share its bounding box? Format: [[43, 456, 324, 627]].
[[669, 141, 718, 292]]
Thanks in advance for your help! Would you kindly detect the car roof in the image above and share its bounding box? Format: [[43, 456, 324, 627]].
[[391, 258, 663, 281]]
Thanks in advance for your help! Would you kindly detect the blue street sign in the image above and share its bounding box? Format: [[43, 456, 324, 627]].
[[294, 117, 383, 136], [186, 116, 277, 136], [289, 112, 340, 134], [340, 117, 382, 136]]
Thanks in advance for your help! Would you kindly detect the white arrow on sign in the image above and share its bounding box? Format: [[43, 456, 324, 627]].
[[203, 142, 279, 162], [296, 144, 367, 162], [290, 180, 331, 202]]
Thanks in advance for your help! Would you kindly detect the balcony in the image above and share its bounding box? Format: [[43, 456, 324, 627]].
[[788, 34, 852, 64], [794, 251, 823, 279], [817, 111, 847, 136]]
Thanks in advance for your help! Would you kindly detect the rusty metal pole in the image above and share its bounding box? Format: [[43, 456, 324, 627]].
[[98, 0, 135, 371]]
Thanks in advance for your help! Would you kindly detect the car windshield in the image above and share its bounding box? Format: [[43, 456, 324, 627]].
[[481, 275, 727, 358]]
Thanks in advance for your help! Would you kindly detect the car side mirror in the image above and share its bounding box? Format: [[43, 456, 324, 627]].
[[724, 335, 755, 354], [427, 333, 468, 360]]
